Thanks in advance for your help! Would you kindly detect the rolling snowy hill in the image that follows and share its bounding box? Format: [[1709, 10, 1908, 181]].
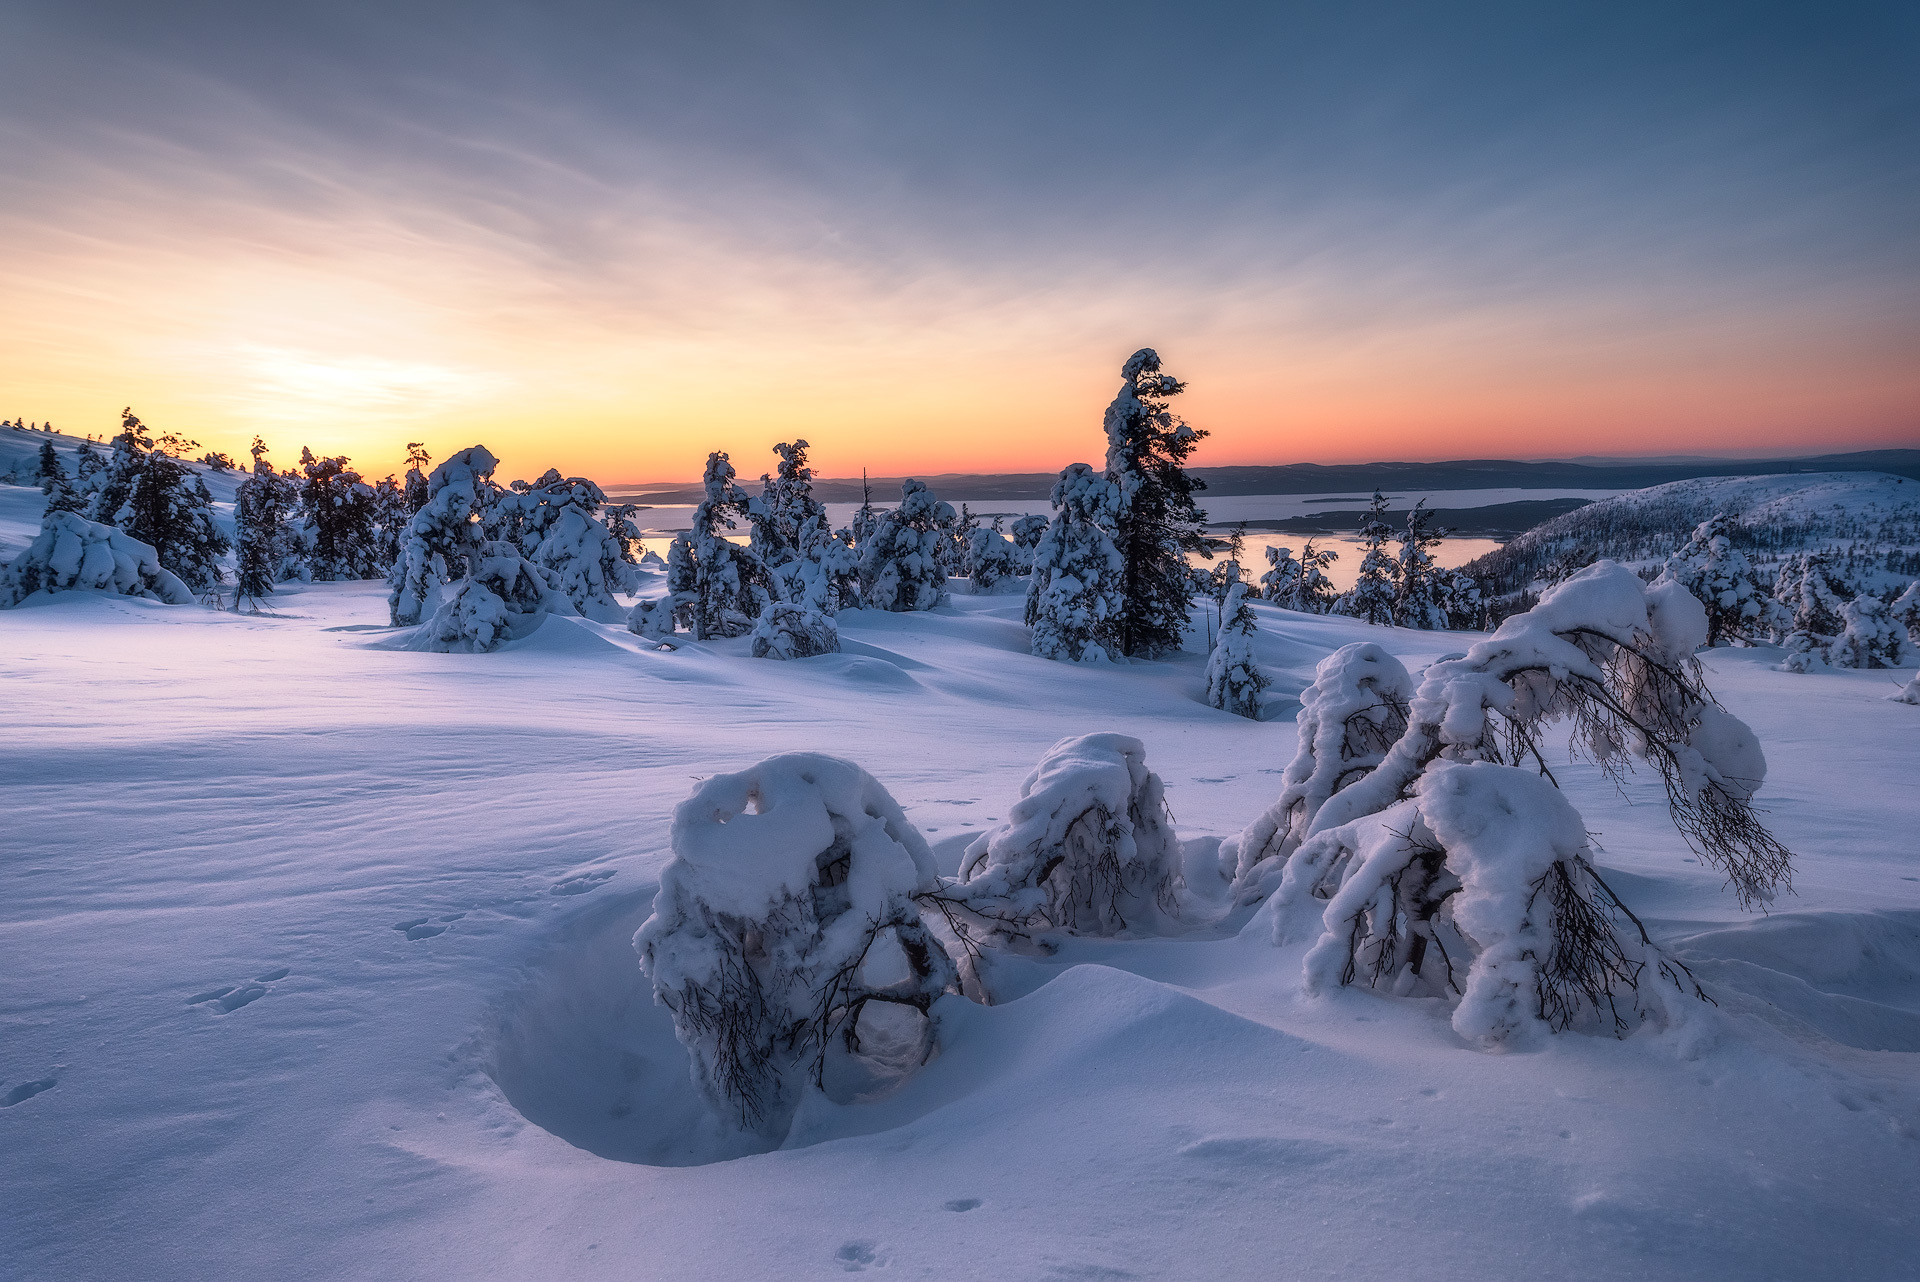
[[3, 580, 1918, 1282]]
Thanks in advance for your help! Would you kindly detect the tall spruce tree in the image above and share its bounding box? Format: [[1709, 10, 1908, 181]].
[[1332, 491, 1398, 625], [1102, 349, 1208, 657], [297, 448, 382, 580], [89, 409, 229, 592], [1392, 500, 1448, 629]]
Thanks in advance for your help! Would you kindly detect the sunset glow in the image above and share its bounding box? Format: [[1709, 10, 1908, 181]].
[[4, 2, 1915, 483]]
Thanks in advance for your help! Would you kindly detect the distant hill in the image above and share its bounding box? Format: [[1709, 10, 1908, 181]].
[[1460, 471, 1920, 599], [611, 449, 1920, 504]]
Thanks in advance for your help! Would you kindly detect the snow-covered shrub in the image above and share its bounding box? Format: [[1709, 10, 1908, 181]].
[[1228, 642, 1414, 898], [1772, 552, 1851, 663], [1025, 463, 1125, 662], [1893, 672, 1920, 705], [2, 510, 195, 606], [1296, 562, 1790, 911], [750, 601, 840, 659], [1332, 492, 1398, 625], [1827, 593, 1907, 670], [1660, 515, 1780, 646], [939, 734, 1182, 952], [628, 596, 678, 644], [411, 541, 572, 652], [1205, 583, 1269, 719], [1892, 580, 1920, 645], [1273, 761, 1703, 1048], [635, 754, 957, 1137], [857, 479, 951, 612], [963, 524, 1022, 595], [521, 475, 639, 621]]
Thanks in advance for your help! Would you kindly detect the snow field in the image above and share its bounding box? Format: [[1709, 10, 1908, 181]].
[[3, 572, 1919, 1280]]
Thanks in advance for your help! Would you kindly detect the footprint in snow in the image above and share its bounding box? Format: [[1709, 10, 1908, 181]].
[[551, 869, 615, 896], [944, 1198, 982, 1212], [186, 966, 290, 1013], [836, 1241, 883, 1271], [393, 913, 464, 940], [1, 1076, 59, 1107]]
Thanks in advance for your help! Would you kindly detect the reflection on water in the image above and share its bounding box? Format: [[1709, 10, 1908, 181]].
[[630, 493, 1524, 593]]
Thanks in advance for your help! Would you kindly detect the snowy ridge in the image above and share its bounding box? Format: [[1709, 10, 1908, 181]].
[[1465, 470, 1920, 597]]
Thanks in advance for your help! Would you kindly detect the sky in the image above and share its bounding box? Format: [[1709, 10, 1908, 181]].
[[2, 1, 1917, 484]]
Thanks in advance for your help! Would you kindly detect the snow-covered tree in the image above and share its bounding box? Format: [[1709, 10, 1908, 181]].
[[938, 734, 1183, 956], [1227, 642, 1414, 899], [1025, 463, 1125, 662], [1892, 580, 1920, 647], [296, 448, 382, 581], [508, 473, 639, 621], [750, 601, 840, 659], [387, 444, 572, 649], [1436, 569, 1486, 630], [1102, 349, 1209, 657], [232, 451, 300, 609], [34, 441, 59, 487], [1009, 513, 1048, 572], [72, 438, 106, 497], [636, 754, 957, 1136], [403, 443, 432, 513], [683, 452, 771, 639], [850, 470, 880, 548], [1393, 500, 1448, 630], [628, 595, 679, 645], [964, 524, 1021, 595], [858, 479, 951, 613], [1257, 545, 1299, 602], [751, 441, 858, 614], [1279, 539, 1340, 614], [87, 409, 230, 592], [1661, 516, 1778, 646], [36, 449, 86, 517], [1205, 583, 1269, 719], [1774, 552, 1853, 672], [1827, 593, 1908, 670], [389, 446, 502, 626], [2, 511, 195, 607], [1332, 492, 1398, 625]]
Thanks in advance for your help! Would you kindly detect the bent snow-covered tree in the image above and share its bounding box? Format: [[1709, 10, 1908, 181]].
[[521, 474, 639, 621], [935, 735, 1183, 968], [1271, 761, 1705, 1048], [1228, 641, 1413, 900], [2, 511, 195, 607], [1025, 463, 1125, 662], [1205, 583, 1269, 719], [1302, 562, 1791, 910], [635, 754, 957, 1137], [1233, 562, 1793, 1042]]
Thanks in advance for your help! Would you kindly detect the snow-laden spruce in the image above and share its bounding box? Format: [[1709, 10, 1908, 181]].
[[389, 446, 501, 626], [1267, 760, 1704, 1048], [88, 410, 229, 593], [1257, 545, 1299, 602], [1101, 349, 1209, 657], [2, 510, 196, 607], [681, 452, 772, 639], [1227, 641, 1413, 899], [1393, 501, 1449, 629], [1025, 463, 1126, 662], [750, 601, 840, 659], [935, 735, 1183, 965], [1660, 515, 1781, 647], [1008, 514, 1048, 573], [1205, 583, 1269, 718], [857, 479, 951, 612], [635, 754, 957, 1137]]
